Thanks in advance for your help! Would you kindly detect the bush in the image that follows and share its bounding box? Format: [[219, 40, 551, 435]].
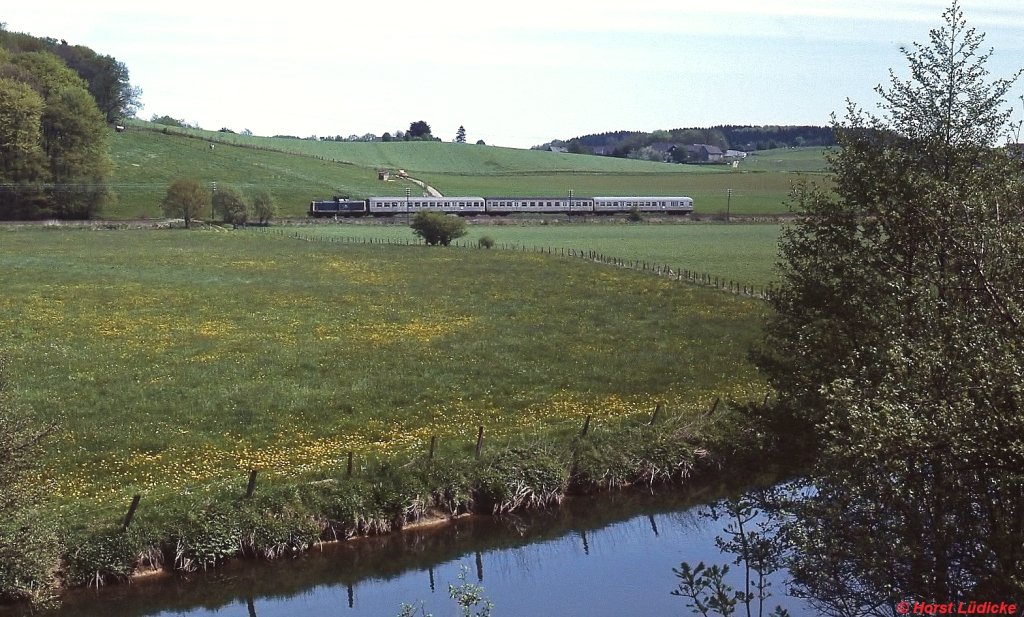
[[410, 211, 467, 246], [0, 356, 60, 603], [0, 510, 60, 602], [62, 525, 146, 588], [471, 446, 567, 514], [477, 235, 495, 249]]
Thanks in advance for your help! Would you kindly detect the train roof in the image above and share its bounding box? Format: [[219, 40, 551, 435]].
[[592, 195, 694, 200], [367, 195, 485, 200], [484, 196, 595, 200]]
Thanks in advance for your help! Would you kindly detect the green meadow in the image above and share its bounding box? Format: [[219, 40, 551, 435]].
[[0, 228, 768, 519]]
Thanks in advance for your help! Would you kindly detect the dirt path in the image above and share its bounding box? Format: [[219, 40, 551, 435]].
[[404, 176, 443, 197]]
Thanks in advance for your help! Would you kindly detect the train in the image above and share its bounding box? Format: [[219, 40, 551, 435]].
[[308, 195, 694, 217]]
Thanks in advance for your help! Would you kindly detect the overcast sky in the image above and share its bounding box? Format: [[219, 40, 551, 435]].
[[5, 1, 1024, 148]]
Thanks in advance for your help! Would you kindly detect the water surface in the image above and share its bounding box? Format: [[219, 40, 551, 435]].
[[40, 488, 812, 617]]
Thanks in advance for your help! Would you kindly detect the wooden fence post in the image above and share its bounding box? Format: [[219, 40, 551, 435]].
[[244, 470, 258, 499], [649, 401, 663, 426], [428, 435, 437, 461], [122, 494, 141, 531], [245, 469, 258, 498], [579, 414, 592, 437], [346, 451, 354, 477], [474, 426, 484, 459]]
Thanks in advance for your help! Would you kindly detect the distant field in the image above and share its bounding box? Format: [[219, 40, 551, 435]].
[[296, 222, 782, 288], [0, 229, 766, 515], [739, 147, 831, 173], [107, 122, 827, 219]]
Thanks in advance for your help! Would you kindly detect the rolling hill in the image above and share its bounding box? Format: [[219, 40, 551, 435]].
[[106, 121, 827, 219]]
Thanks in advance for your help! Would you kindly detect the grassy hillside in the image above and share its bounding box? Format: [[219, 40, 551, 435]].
[[128, 121, 714, 174], [106, 129, 409, 219], [106, 122, 827, 219]]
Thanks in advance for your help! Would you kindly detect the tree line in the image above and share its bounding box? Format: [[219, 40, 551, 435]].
[[0, 24, 140, 220], [161, 178, 277, 228], [539, 125, 835, 159]]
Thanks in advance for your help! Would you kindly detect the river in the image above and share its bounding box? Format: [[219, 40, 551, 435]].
[[26, 487, 813, 617]]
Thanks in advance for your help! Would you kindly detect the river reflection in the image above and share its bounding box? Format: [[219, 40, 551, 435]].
[[30, 486, 812, 617]]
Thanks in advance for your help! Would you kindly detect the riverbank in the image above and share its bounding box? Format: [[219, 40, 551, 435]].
[[9, 401, 772, 608], [19, 469, 809, 617]]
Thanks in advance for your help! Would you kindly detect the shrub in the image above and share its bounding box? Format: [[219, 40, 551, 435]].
[[165, 504, 242, 571], [471, 446, 568, 514], [62, 525, 146, 588], [477, 235, 495, 249], [410, 211, 467, 246], [0, 510, 60, 602]]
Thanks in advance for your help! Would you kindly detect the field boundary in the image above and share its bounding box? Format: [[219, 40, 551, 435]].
[[252, 227, 773, 300]]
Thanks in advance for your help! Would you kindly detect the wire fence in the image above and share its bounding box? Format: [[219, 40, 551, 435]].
[[54, 397, 730, 529], [252, 227, 774, 301]]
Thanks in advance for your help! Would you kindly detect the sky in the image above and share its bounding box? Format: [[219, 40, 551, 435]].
[[5, 1, 1024, 148]]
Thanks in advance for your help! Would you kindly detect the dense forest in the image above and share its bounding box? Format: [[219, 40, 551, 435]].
[[0, 24, 139, 219], [538, 125, 835, 160]]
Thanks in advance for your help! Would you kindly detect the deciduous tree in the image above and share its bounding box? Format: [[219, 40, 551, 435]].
[[249, 188, 276, 225], [161, 177, 209, 228], [41, 84, 111, 218], [754, 1, 1024, 608], [0, 48, 112, 219], [0, 77, 48, 219], [211, 184, 247, 225], [408, 120, 431, 140], [52, 43, 141, 123]]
